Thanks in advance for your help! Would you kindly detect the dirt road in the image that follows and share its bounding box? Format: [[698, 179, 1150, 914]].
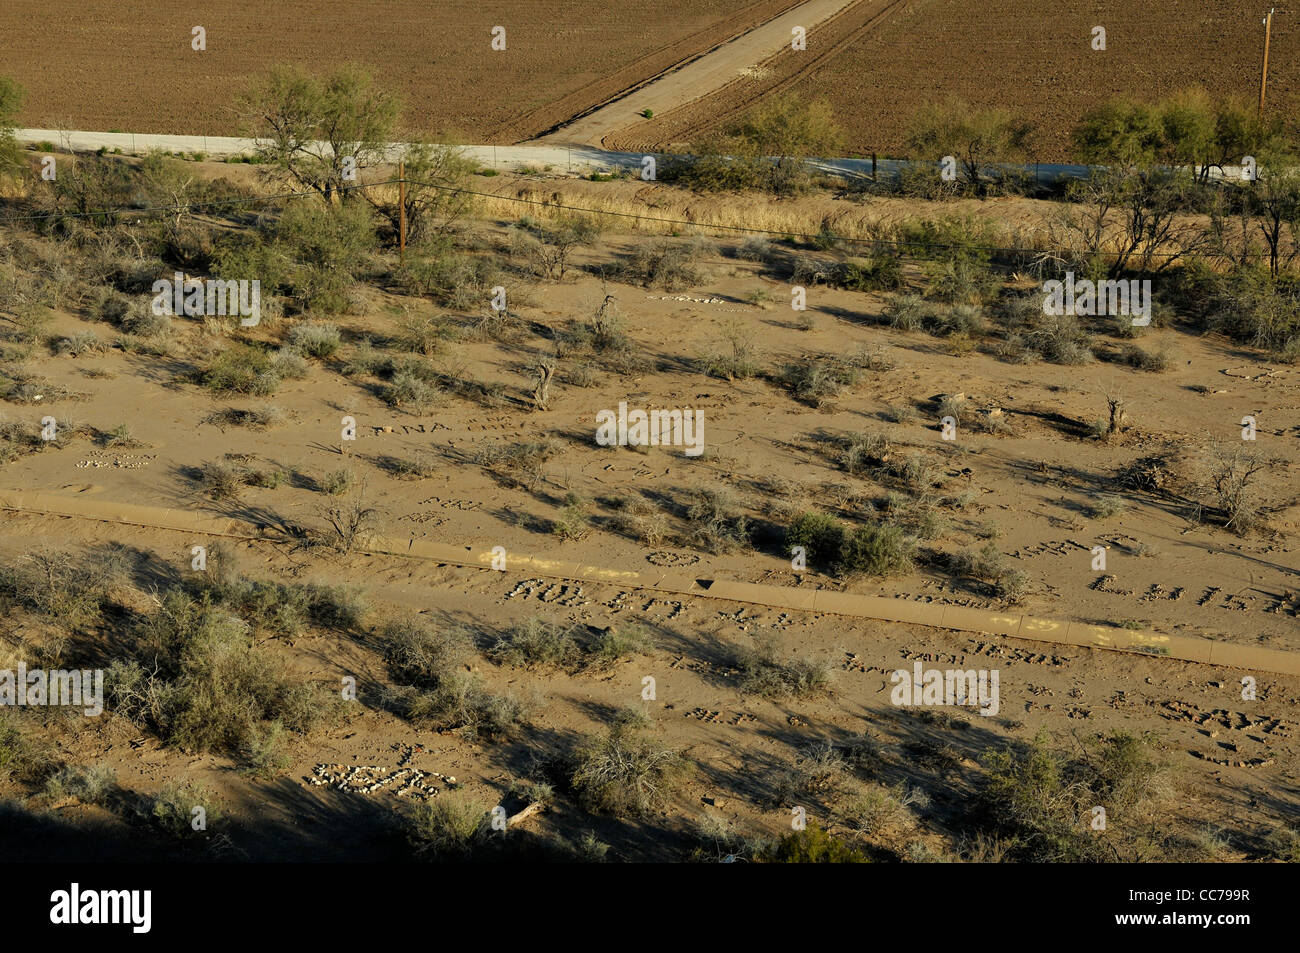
[[531, 0, 876, 147]]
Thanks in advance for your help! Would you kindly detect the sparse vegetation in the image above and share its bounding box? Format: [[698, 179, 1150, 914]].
[[571, 711, 689, 817]]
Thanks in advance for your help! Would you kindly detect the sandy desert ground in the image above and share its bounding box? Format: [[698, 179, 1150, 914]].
[[1, 149, 1297, 862], [0, 0, 1298, 867]]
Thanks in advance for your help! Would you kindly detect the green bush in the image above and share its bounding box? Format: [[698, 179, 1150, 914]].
[[786, 513, 914, 576], [202, 344, 281, 395], [755, 825, 869, 863], [786, 511, 846, 568], [842, 524, 916, 575]]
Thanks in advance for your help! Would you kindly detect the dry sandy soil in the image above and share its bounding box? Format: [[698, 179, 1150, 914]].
[[0, 158, 1297, 861]]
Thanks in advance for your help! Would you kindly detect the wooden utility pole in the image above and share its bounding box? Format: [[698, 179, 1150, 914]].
[[398, 160, 406, 267], [1259, 8, 1276, 117]]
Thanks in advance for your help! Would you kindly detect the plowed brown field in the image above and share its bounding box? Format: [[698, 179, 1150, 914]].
[[618, 0, 1300, 161], [0, 0, 799, 140]]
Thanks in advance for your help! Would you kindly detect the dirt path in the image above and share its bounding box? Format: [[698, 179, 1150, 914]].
[[4, 489, 1297, 676], [531, 0, 878, 147]]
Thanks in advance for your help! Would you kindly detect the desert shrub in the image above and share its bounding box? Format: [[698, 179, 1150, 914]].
[[0, 548, 123, 631], [120, 304, 172, 338], [1026, 313, 1094, 365], [791, 256, 835, 286], [474, 439, 557, 489], [951, 541, 1005, 580], [287, 321, 341, 358], [979, 730, 1168, 862], [994, 569, 1031, 604], [269, 346, 309, 379], [202, 344, 280, 395], [950, 541, 1027, 601], [510, 217, 600, 280], [1197, 267, 1300, 357], [53, 332, 105, 357], [841, 523, 916, 576], [1198, 442, 1271, 534], [490, 617, 581, 669], [199, 459, 251, 500], [883, 294, 936, 332], [590, 624, 652, 664], [109, 589, 332, 762], [786, 513, 914, 576], [379, 453, 438, 479], [382, 617, 525, 740], [406, 792, 490, 858], [99, 423, 140, 448], [773, 742, 850, 804], [754, 825, 869, 863], [343, 338, 385, 376], [735, 637, 830, 699], [206, 405, 285, 430], [685, 485, 750, 553], [833, 254, 905, 292], [0, 712, 54, 785], [398, 245, 504, 310], [571, 712, 689, 817], [1266, 828, 1300, 863], [551, 496, 590, 540], [837, 783, 926, 838], [397, 314, 450, 356], [736, 236, 772, 261], [147, 781, 222, 838], [211, 234, 292, 297], [321, 467, 355, 496], [382, 369, 443, 411], [0, 417, 34, 463], [777, 355, 860, 406], [662, 94, 843, 195], [843, 431, 892, 474], [1117, 454, 1178, 492], [240, 721, 292, 779], [699, 317, 759, 380], [44, 763, 117, 805], [1089, 494, 1129, 519], [383, 617, 466, 687], [624, 238, 715, 290], [491, 617, 649, 670], [274, 199, 376, 313], [924, 254, 998, 305], [609, 497, 669, 547], [1119, 344, 1168, 372], [786, 511, 847, 568]]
